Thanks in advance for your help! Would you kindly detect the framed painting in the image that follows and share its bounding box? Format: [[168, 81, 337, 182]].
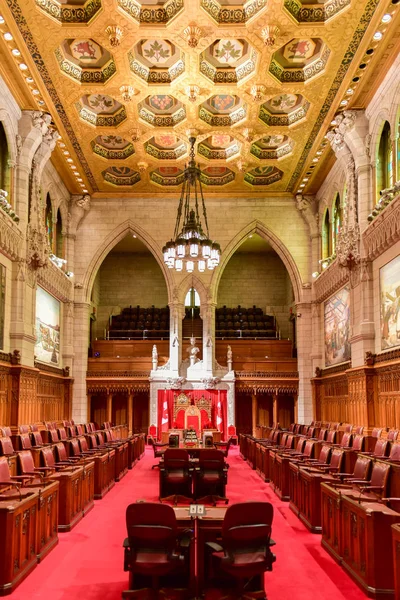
[[324, 286, 350, 366], [35, 286, 60, 364], [380, 255, 400, 350]]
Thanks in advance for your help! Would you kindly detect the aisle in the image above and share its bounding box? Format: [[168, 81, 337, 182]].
[[9, 447, 367, 600]]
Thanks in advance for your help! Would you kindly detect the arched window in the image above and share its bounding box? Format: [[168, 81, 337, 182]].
[[56, 209, 63, 258], [321, 209, 330, 259], [376, 121, 392, 200], [0, 123, 10, 198], [45, 193, 53, 251], [332, 194, 342, 254], [397, 113, 400, 181], [185, 288, 200, 308]]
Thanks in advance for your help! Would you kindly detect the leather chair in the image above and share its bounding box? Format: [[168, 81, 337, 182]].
[[159, 448, 192, 504], [361, 438, 390, 458], [0, 455, 36, 497], [330, 455, 372, 487], [41, 446, 79, 471], [0, 426, 12, 437], [227, 425, 238, 445], [349, 460, 391, 496], [388, 429, 399, 442], [18, 449, 53, 483], [148, 435, 168, 469], [0, 436, 15, 456], [214, 438, 233, 458], [193, 449, 228, 505], [123, 502, 190, 598], [354, 425, 364, 435], [207, 502, 276, 599]]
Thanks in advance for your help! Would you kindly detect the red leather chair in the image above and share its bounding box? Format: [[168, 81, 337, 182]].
[[194, 449, 228, 505], [0, 436, 15, 456], [148, 435, 169, 469], [0, 426, 12, 437], [388, 429, 399, 442], [349, 460, 391, 496], [214, 437, 233, 458], [18, 449, 53, 483], [330, 454, 372, 487], [208, 502, 276, 598], [0, 455, 35, 497], [123, 502, 190, 597], [159, 448, 192, 504], [227, 425, 238, 445], [354, 425, 364, 435]]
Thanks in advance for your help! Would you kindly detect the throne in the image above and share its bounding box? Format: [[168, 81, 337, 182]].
[[184, 405, 201, 440]]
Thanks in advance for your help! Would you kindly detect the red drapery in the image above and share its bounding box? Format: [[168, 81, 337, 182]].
[[157, 390, 227, 440]]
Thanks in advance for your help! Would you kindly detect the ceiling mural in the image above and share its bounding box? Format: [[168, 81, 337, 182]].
[[3, 0, 395, 195], [129, 39, 185, 84], [199, 39, 257, 84], [55, 39, 116, 84], [102, 166, 141, 185], [91, 135, 135, 160]]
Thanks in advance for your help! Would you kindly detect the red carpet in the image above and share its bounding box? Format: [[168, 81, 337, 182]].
[[9, 447, 367, 600]]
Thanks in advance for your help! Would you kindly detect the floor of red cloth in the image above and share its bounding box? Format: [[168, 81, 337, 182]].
[[9, 446, 367, 600]]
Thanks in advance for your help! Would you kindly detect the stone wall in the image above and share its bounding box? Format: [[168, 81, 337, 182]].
[[217, 252, 293, 339]]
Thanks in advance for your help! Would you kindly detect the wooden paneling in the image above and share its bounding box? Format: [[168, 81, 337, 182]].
[[313, 358, 400, 428], [0, 360, 72, 430]]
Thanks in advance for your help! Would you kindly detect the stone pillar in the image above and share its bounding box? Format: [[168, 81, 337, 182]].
[[203, 300, 216, 373], [169, 300, 184, 373], [252, 392, 257, 436], [72, 301, 91, 423], [128, 392, 133, 435], [349, 260, 375, 367], [357, 163, 374, 232], [393, 134, 399, 184], [62, 300, 74, 374], [295, 301, 313, 423], [310, 301, 322, 377], [310, 233, 321, 275]]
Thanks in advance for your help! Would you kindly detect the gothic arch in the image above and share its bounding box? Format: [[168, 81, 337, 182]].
[[369, 109, 391, 165], [175, 274, 209, 308], [82, 219, 174, 304], [210, 221, 303, 304]]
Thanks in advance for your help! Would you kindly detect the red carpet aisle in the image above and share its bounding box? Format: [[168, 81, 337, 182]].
[[9, 447, 367, 600]]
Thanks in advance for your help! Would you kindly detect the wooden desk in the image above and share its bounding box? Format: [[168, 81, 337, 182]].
[[0, 490, 38, 595], [161, 431, 222, 445], [392, 523, 400, 600]]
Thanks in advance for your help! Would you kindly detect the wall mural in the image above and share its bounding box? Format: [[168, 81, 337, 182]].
[[35, 287, 60, 364], [380, 255, 400, 350], [324, 286, 350, 366]]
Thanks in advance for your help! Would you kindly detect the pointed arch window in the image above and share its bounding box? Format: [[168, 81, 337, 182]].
[[332, 193, 342, 254], [45, 193, 53, 251], [0, 123, 10, 199], [376, 121, 392, 200], [321, 209, 330, 260], [185, 288, 200, 308], [56, 209, 63, 258]]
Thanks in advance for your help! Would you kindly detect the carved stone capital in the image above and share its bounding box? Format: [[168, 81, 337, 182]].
[[336, 223, 360, 269], [200, 377, 221, 390], [166, 377, 186, 390]]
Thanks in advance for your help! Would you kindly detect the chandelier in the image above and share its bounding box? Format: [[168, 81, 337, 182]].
[[162, 136, 221, 273]]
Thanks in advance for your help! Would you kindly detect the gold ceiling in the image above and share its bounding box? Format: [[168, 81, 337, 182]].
[[0, 0, 399, 196]]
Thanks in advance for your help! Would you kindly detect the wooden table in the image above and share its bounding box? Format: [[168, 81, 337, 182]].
[[392, 523, 400, 600]]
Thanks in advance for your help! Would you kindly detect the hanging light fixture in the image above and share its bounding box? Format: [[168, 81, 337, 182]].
[[163, 136, 221, 272]]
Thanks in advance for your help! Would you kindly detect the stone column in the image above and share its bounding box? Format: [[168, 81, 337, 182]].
[[203, 300, 216, 373], [349, 260, 375, 367], [169, 300, 184, 373], [252, 392, 257, 436], [295, 301, 313, 423], [357, 163, 374, 232], [72, 301, 91, 423]]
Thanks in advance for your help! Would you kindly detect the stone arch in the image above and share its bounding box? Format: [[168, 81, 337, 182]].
[[389, 82, 400, 130], [0, 77, 21, 164], [369, 109, 391, 164], [176, 274, 209, 309], [210, 220, 303, 304], [82, 219, 174, 305]]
